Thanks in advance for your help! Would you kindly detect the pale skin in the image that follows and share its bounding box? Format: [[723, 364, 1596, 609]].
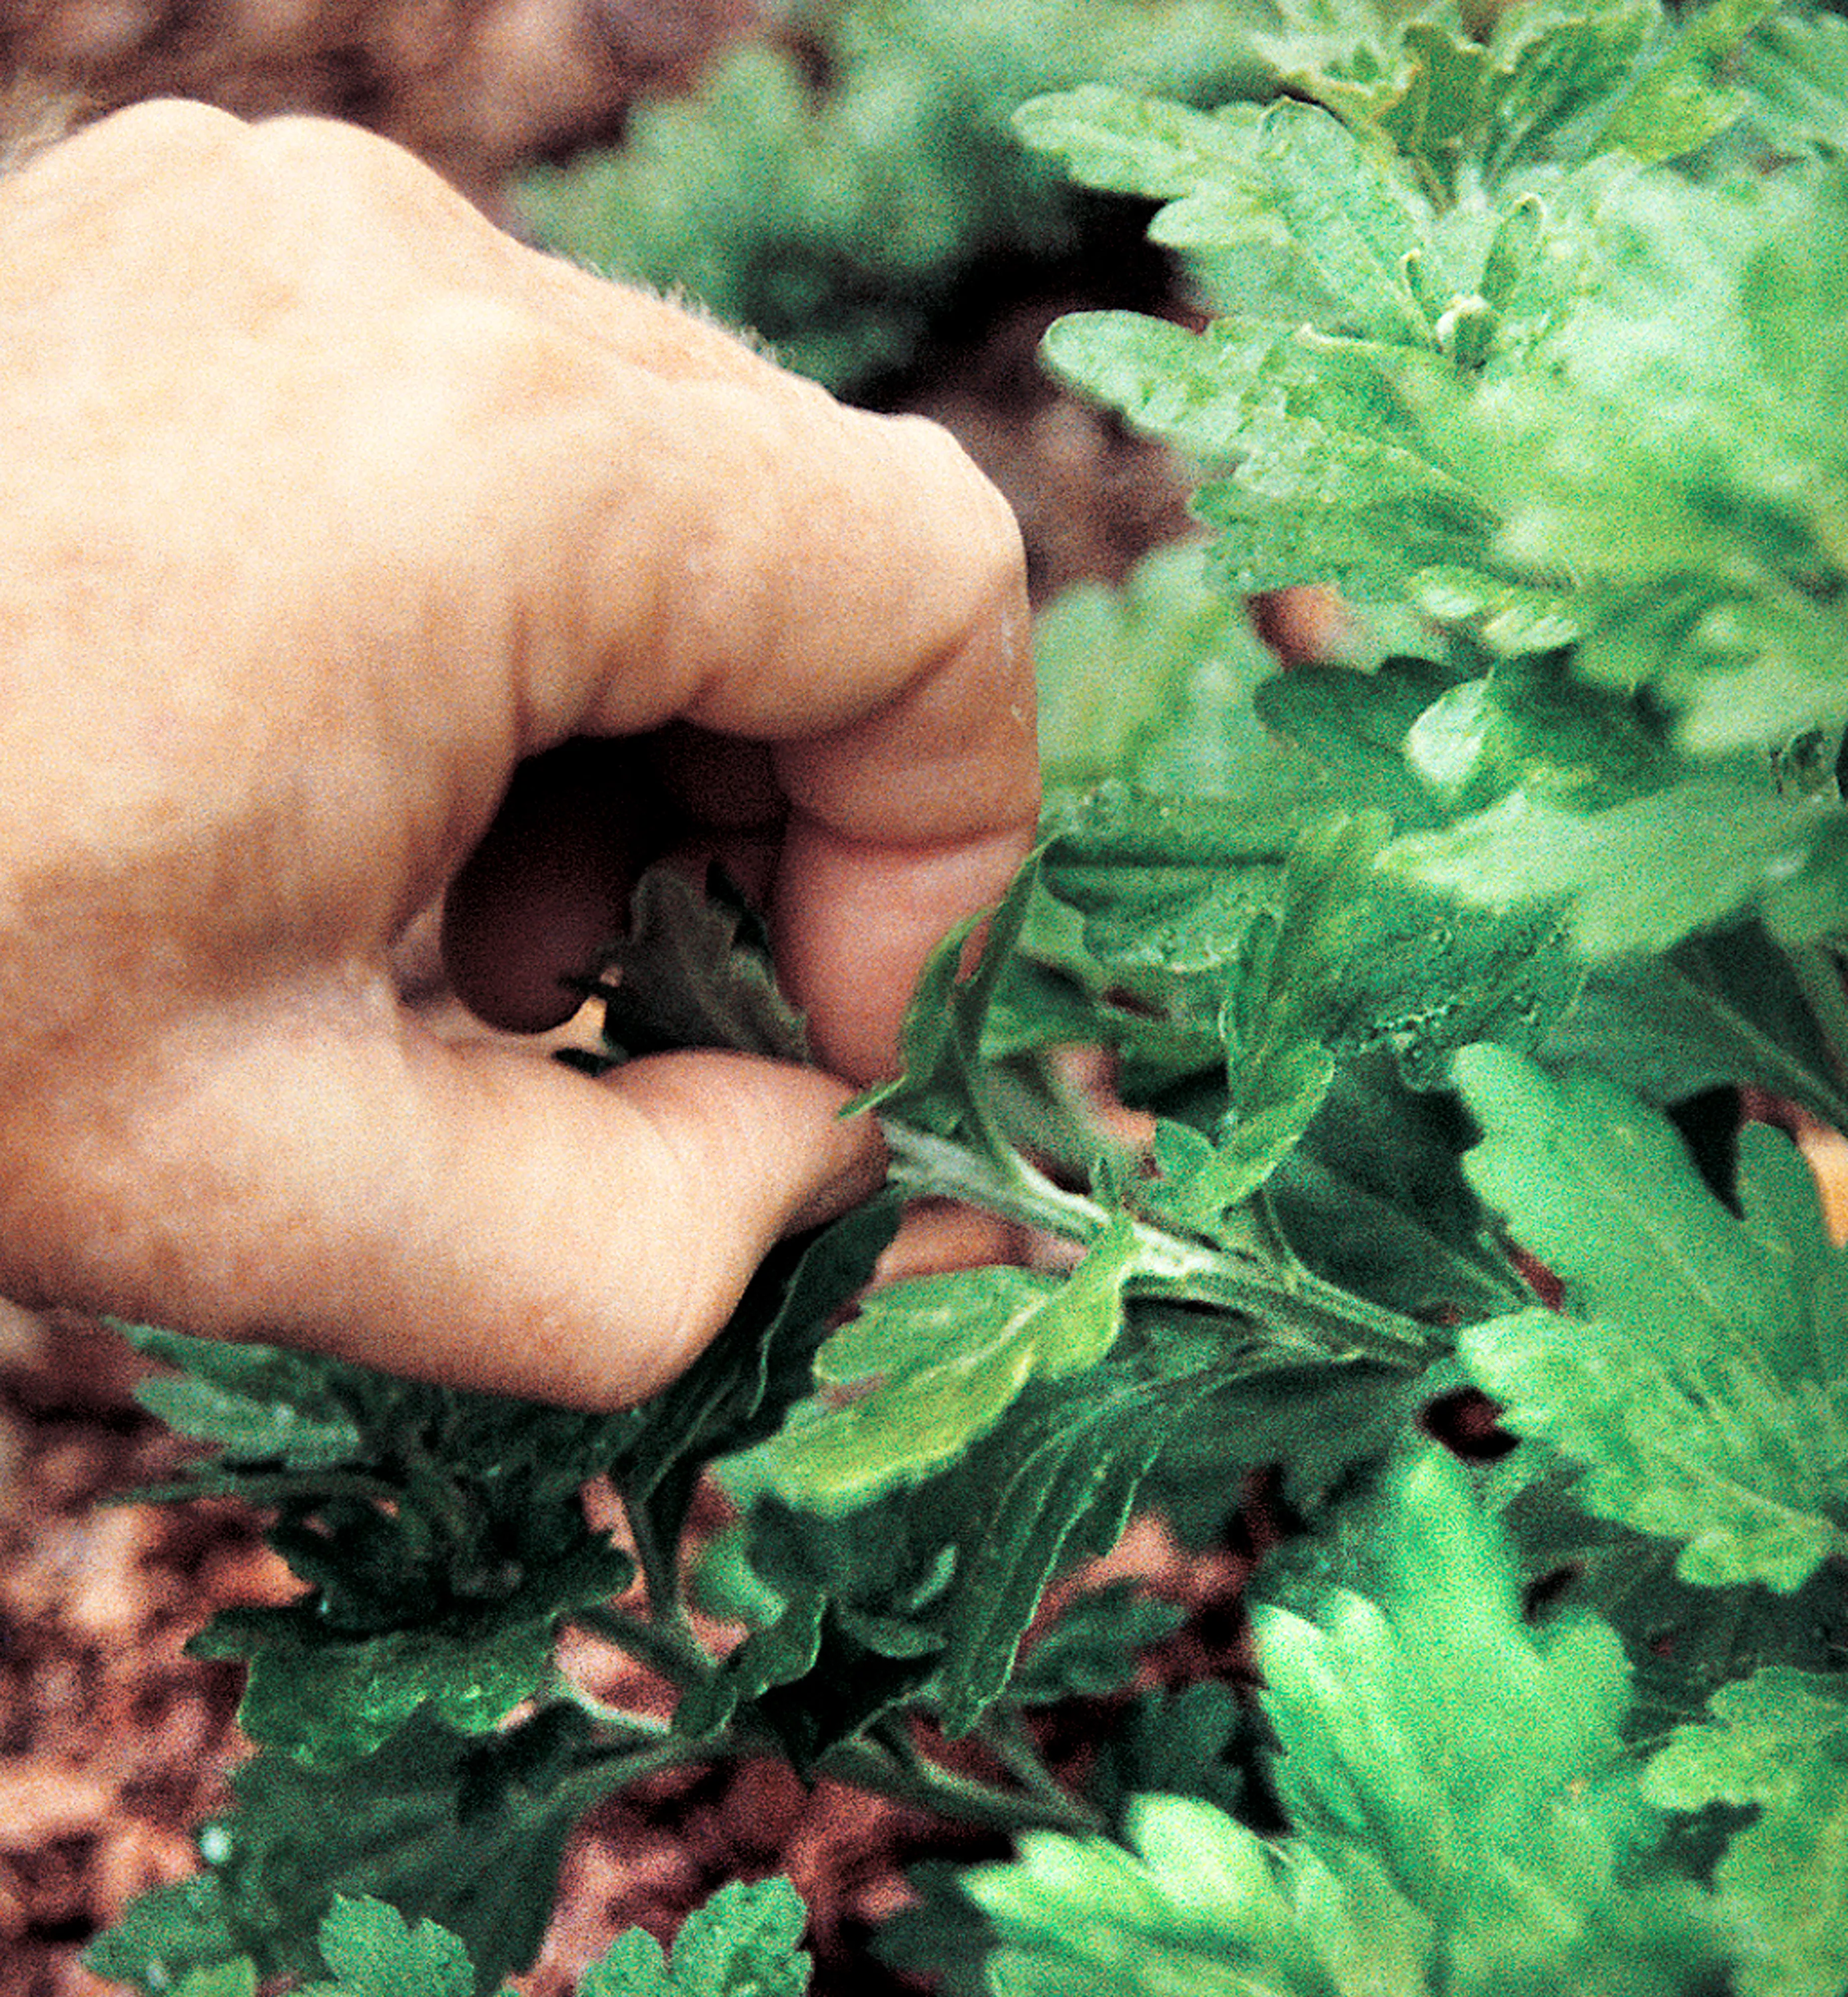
[[0, 101, 1039, 1408]]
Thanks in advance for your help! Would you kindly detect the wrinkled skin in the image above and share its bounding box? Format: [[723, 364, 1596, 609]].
[[0, 102, 1037, 1407]]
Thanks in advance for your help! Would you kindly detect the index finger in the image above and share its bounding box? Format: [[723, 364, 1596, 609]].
[[205, 112, 1040, 1076], [500, 258, 1042, 1078]]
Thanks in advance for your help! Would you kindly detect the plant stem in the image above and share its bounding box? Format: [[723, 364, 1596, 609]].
[[821, 1730, 1104, 1838], [553, 1728, 723, 1809], [572, 1601, 715, 1692], [885, 1121, 1437, 1363], [975, 1708, 1095, 1823], [622, 1490, 707, 1658]]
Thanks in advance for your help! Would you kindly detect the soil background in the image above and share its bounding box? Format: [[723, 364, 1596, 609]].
[[0, 8, 1244, 1993]]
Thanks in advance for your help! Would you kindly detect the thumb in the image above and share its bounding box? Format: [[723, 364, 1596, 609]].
[[1, 986, 883, 1408]]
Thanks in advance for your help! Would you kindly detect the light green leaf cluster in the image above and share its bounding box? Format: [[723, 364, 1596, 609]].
[[1643, 1668, 1848, 1997], [1025, 0, 1848, 965], [966, 1453, 1720, 1995], [1741, 4, 1848, 151], [1455, 1046, 1848, 1591]]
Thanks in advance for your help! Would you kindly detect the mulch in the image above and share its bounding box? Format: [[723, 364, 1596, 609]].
[[0, 1313, 1259, 1996]]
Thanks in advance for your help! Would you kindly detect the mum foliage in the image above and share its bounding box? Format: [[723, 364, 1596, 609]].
[[93, 0, 1848, 1991]]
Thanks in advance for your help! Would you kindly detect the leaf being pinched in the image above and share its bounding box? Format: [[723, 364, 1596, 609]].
[[856, 854, 1045, 1146], [1455, 1047, 1848, 1592], [591, 863, 808, 1063]]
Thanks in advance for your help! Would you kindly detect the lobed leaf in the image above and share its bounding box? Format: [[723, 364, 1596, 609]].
[[758, 1220, 1139, 1513], [1643, 1669, 1848, 1997], [1455, 1048, 1848, 1591], [92, 1708, 605, 1995], [297, 1896, 473, 1997], [967, 1452, 1721, 1996]]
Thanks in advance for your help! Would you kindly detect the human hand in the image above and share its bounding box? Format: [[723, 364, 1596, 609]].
[[0, 102, 1037, 1407]]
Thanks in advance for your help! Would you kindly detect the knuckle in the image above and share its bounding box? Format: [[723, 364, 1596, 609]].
[[89, 97, 249, 155]]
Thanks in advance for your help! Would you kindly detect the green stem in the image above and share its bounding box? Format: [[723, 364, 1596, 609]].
[[885, 1121, 1436, 1364], [821, 1731, 1103, 1838], [572, 1602, 715, 1692], [553, 1675, 679, 1744], [975, 1708, 1093, 1823], [552, 1728, 724, 1808], [622, 1490, 707, 1660]]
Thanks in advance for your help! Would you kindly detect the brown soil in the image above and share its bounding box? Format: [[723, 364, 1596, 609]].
[[0, 1313, 1260, 1997]]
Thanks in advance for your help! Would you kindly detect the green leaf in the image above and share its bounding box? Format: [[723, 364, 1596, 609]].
[[1084, 1680, 1266, 1829], [1482, 0, 1660, 174], [1592, 0, 1784, 164], [1487, 1448, 1848, 1747], [297, 1896, 473, 1997], [88, 1873, 247, 1997], [523, 3, 1261, 396], [1032, 542, 1329, 807], [1042, 782, 1289, 988], [1248, 98, 1436, 343], [1141, 814, 1389, 1228], [589, 863, 808, 1063], [123, 1327, 364, 1470], [966, 1452, 1721, 1997], [1007, 1580, 1187, 1707], [758, 1219, 1139, 1513], [1738, 7, 1848, 156], [1388, 766, 1848, 961], [194, 1539, 629, 1765], [174, 1966, 258, 1997], [1455, 1047, 1848, 1591], [744, 1342, 1224, 1740], [673, 1589, 829, 1742], [1012, 85, 1263, 201], [1266, 1052, 1527, 1322], [1145, 1348, 1459, 1550], [1256, 655, 1470, 830], [610, 1197, 903, 1582], [1538, 922, 1848, 1131], [95, 1708, 604, 1996], [661, 1877, 810, 1997], [855, 854, 1044, 1144], [936, 1363, 1220, 1734], [1643, 1668, 1848, 1997]]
